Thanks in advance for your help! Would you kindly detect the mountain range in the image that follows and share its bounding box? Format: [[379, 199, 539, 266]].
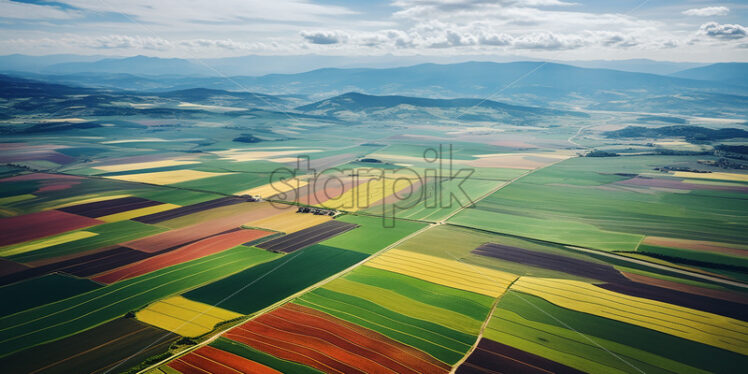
[[1, 56, 747, 118]]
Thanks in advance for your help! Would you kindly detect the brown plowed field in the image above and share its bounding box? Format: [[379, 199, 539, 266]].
[[0, 246, 152, 286], [622, 271, 748, 305], [257, 221, 358, 253], [93, 229, 272, 283], [456, 338, 584, 374], [58, 196, 162, 218], [0, 258, 28, 277], [472, 242, 628, 283], [134, 196, 247, 224]]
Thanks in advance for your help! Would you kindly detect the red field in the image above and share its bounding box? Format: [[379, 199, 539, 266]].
[[0, 144, 75, 165], [0, 210, 101, 246], [0, 172, 83, 193], [168, 346, 281, 374], [124, 204, 281, 253], [224, 303, 450, 374], [93, 229, 272, 283]]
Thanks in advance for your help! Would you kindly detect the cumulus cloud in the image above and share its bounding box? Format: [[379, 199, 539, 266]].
[[512, 32, 585, 50], [89, 35, 172, 50], [682, 6, 729, 17], [698, 22, 747, 40], [601, 33, 638, 48], [300, 30, 348, 45]]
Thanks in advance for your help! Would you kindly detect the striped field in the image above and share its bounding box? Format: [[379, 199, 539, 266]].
[[365, 248, 517, 297]]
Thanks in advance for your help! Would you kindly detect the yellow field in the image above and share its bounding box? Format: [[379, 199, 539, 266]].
[[0, 194, 35, 205], [365, 249, 517, 297], [45, 194, 133, 210], [0, 231, 97, 257], [213, 149, 322, 162], [511, 277, 748, 355], [235, 177, 308, 198], [107, 170, 232, 185], [97, 204, 180, 223], [245, 209, 331, 233], [673, 171, 748, 182], [136, 296, 243, 337], [317, 177, 401, 211], [94, 160, 199, 172]]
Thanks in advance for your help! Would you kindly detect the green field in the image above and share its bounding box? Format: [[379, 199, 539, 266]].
[[0, 176, 218, 216], [0, 246, 279, 357], [345, 266, 493, 321], [326, 268, 490, 334], [366, 176, 503, 222], [487, 291, 747, 374], [210, 337, 323, 374], [450, 156, 748, 252], [321, 214, 426, 254], [295, 288, 472, 364], [636, 243, 748, 269], [182, 245, 368, 314], [0, 274, 101, 317], [7, 220, 168, 263]]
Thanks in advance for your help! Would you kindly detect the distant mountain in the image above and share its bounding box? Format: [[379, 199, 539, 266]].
[[0, 74, 298, 120], [561, 59, 705, 75], [670, 63, 748, 87], [296, 92, 587, 124], [1, 54, 714, 76], [588, 91, 748, 118], [0, 74, 95, 99], [42, 55, 212, 76], [3, 61, 747, 116], [0, 54, 114, 72]]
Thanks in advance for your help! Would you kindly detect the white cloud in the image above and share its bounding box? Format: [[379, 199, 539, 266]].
[[0, 0, 80, 19], [682, 6, 729, 17], [58, 0, 355, 24], [87, 35, 172, 50], [300, 30, 348, 44], [698, 22, 747, 40]]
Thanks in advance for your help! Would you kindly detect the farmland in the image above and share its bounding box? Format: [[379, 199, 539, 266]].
[[0, 246, 279, 356], [1, 54, 747, 374]]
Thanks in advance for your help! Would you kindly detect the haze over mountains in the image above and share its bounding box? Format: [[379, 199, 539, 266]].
[[1, 55, 747, 118], [0, 54, 711, 76]]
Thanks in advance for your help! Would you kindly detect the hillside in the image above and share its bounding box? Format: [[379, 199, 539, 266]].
[[295, 92, 587, 124], [671, 63, 748, 87]]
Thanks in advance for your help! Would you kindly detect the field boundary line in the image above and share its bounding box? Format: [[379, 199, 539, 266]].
[[137, 222, 436, 373], [445, 250, 646, 374], [448, 277, 518, 374]]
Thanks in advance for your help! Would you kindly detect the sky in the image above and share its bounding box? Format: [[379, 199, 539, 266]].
[[0, 0, 746, 62]]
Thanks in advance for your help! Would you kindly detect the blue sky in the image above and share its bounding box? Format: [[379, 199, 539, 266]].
[[0, 0, 746, 61]]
